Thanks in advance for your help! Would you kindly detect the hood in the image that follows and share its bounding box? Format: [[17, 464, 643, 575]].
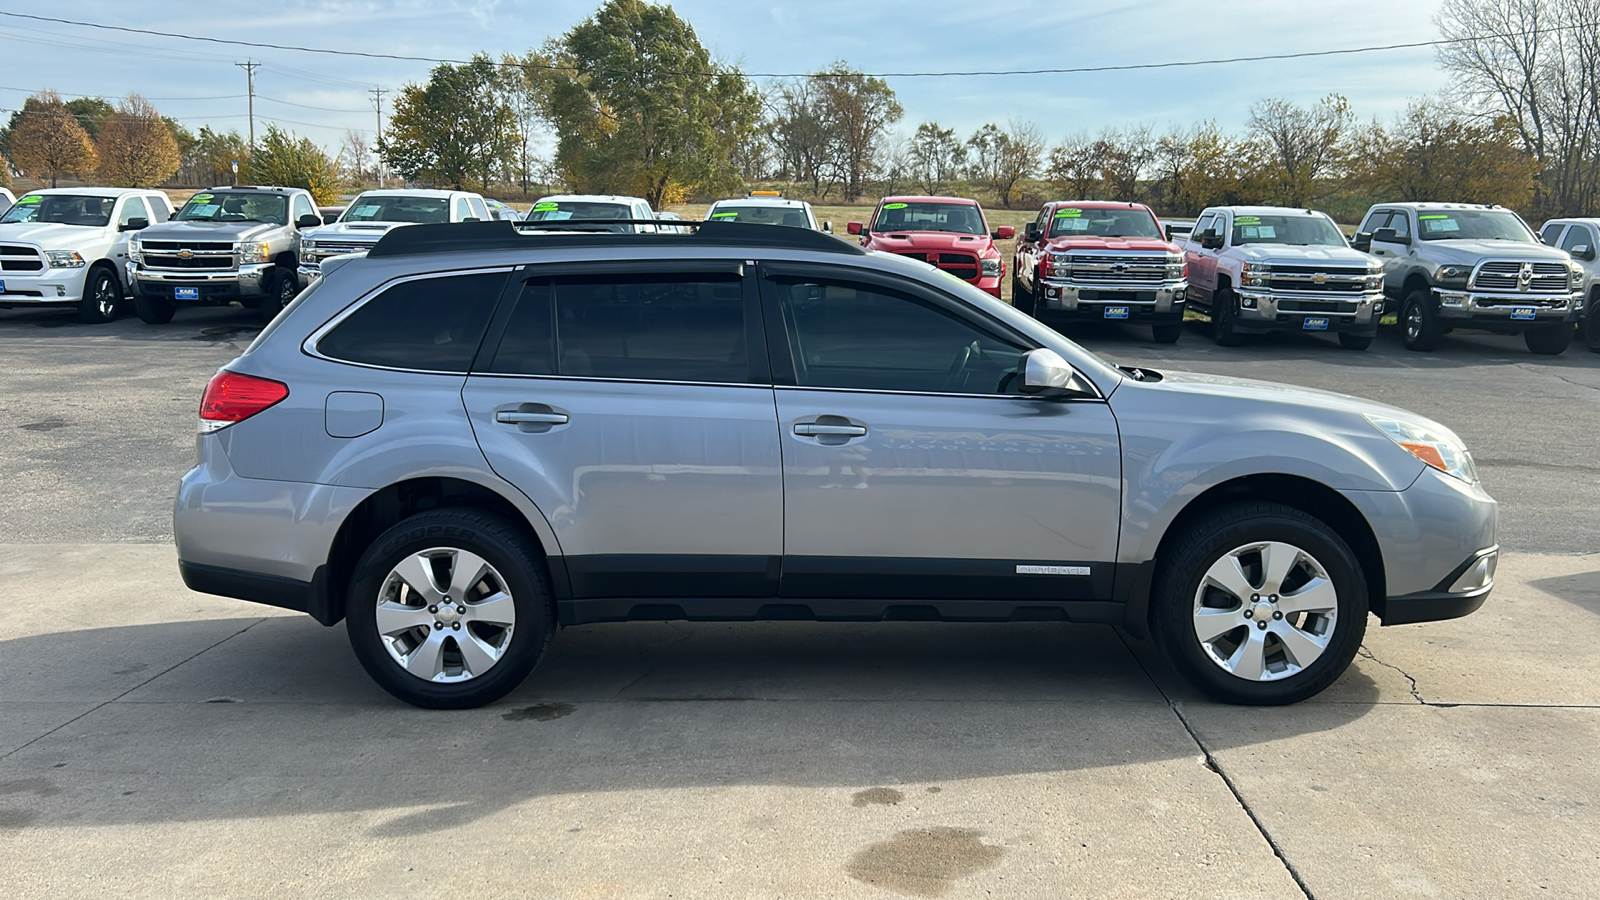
[[1418, 238, 1570, 264], [868, 231, 995, 253], [138, 219, 279, 241], [1231, 244, 1372, 264], [0, 222, 110, 247], [301, 221, 405, 242], [1138, 369, 1458, 438], [1046, 235, 1176, 253]]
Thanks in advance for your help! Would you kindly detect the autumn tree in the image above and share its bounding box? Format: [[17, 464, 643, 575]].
[[382, 56, 517, 190], [910, 122, 965, 195], [812, 62, 903, 201], [245, 125, 339, 205], [1045, 132, 1104, 200], [1248, 94, 1352, 206], [339, 129, 374, 186], [183, 127, 249, 187], [1095, 125, 1156, 202], [95, 94, 180, 187], [1347, 99, 1537, 208], [772, 78, 840, 197], [0, 153, 11, 190], [967, 120, 1045, 207], [66, 97, 115, 141], [9, 91, 97, 187]]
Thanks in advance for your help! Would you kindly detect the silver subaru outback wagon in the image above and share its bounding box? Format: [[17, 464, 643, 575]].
[[175, 220, 1497, 709]]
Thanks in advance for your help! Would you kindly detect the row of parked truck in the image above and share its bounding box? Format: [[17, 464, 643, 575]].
[[0, 183, 1595, 356]]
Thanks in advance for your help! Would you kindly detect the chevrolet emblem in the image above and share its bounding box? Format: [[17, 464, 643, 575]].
[[176, 249, 194, 260], [1312, 272, 1328, 284]]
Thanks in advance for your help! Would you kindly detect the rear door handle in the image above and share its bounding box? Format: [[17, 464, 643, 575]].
[[496, 411, 569, 425], [794, 423, 867, 437]]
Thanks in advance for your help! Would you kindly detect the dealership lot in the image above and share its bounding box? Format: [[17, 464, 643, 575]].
[[1, 307, 1598, 898]]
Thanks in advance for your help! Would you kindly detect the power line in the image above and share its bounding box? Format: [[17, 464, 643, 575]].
[[0, 9, 1587, 79]]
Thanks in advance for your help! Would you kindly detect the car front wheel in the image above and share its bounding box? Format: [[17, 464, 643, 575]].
[[1400, 289, 1441, 351], [77, 266, 121, 324], [346, 509, 554, 709], [1152, 502, 1368, 705]]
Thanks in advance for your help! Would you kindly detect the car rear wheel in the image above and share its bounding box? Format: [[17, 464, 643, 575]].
[[1012, 271, 1036, 317], [77, 266, 121, 324], [1337, 332, 1374, 351], [1400, 289, 1441, 351], [1151, 501, 1367, 705], [1524, 322, 1572, 355], [134, 294, 175, 325], [1211, 288, 1243, 347], [346, 509, 554, 709]]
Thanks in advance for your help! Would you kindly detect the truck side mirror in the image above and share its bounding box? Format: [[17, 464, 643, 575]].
[[993, 225, 1015, 240], [1200, 230, 1224, 250], [822, 221, 833, 233], [1024, 222, 1041, 242], [119, 217, 149, 232], [1372, 227, 1406, 245], [846, 221, 863, 236], [1351, 231, 1372, 252], [1574, 244, 1596, 261], [296, 214, 322, 229]]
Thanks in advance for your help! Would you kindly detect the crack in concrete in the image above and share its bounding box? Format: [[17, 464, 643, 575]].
[[0, 617, 268, 762], [1358, 646, 1437, 706]]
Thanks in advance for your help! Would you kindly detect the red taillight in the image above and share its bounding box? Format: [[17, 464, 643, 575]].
[[199, 370, 288, 425]]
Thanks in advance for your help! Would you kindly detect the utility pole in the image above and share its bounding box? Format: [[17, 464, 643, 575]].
[[235, 60, 261, 153], [369, 87, 388, 188]]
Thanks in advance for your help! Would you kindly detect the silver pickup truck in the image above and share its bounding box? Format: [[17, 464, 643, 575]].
[[129, 185, 320, 324]]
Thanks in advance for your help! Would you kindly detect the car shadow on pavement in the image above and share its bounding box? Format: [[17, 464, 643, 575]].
[[0, 616, 1381, 837], [1529, 569, 1600, 615]]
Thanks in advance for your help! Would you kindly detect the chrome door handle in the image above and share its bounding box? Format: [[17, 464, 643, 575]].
[[794, 423, 866, 437], [497, 411, 569, 425]]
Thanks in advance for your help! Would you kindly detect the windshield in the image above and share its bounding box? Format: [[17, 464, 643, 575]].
[[1230, 214, 1346, 247], [340, 194, 450, 224], [1415, 209, 1535, 243], [873, 201, 986, 235], [177, 191, 288, 225], [0, 194, 114, 227], [1048, 206, 1162, 239], [708, 204, 812, 228]]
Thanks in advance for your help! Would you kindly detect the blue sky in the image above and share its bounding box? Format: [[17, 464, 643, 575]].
[[0, 0, 1451, 153]]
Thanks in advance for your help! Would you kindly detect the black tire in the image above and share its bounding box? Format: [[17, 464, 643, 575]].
[[1524, 322, 1572, 355], [1337, 332, 1374, 351], [345, 509, 554, 709], [134, 294, 175, 325], [1400, 289, 1441, 351], [1211, 287, 1243, 347], [1151, 501, 1368, 705], [1151, 322, 1182, 344], [77, 265, 121, 324], [1582, 291, 1600, 353], [259, 266, 298, 321], [1012, 271, 1037, 318]]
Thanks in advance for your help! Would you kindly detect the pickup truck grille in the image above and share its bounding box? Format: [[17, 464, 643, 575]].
[[1065, 254, 1166, 285], [0, 245, 43, 271], [894, 250, 980, 282], [140, 241, 233, 253], [1473, 261, 1569, 293], [306, 240, 376, 259], [1278, 300, 1359, 313], [144, 254, 233, 270], [1266, 266, 1368, 293]]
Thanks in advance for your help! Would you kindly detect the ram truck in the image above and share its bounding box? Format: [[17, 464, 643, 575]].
[[1184, 206, 1383, 349], [1012, 200, 1188, 343], [848, 196, 1012, 298], [1538, 217, 1600, 352], [0, 187, 173, 323]]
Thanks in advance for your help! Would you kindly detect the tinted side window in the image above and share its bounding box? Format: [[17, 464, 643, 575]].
[[318, 271, 507, 372], [774, 278, 1027, 394], [1541, 223, 1565, 246], [1358, 209, 1387, 234], [486, 282, 554, 375], [1561, 225, 1593, 252], [1388, 213, 1410, 239], [552, 274, 747, 383], [1193, 214, 1216, 240], [148, 194, 173, 220]]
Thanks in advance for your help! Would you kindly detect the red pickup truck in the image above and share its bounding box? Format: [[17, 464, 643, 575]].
[[848, 196, 1013, 297], [1012, 200, 1189, 343]]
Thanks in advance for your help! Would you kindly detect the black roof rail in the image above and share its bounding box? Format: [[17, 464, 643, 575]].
[[367, 218, 865, 258]]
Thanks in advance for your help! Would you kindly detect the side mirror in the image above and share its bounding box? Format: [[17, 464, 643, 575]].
[[1024, 222, 1041, 242], [1351, 231, 1373, 252], [296, 214, 322, 229], [1017, 347, 1093, 398], [846, 221, 863, 236], [1164, 225, 1176, 240], [1200, 230, 1224, 250], [168, 211, 178, 221], [462, 217, 481, 223], [119, 217, 149, 232], [993, 225, 1015, 240], [822, 221, 833, 233], [1372, 227, 1407, 245], [1573, 244, 1595, 261]]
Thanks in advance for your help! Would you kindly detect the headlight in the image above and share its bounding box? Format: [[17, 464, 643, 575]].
[[1047, 253, 1072, 276], [1365, 414, 1478, 483], [1242, 262, 1271, 287], [981, 257, 1002, 278], [235, 242, 269, 264], [300, 240, 317, 252], [45, 250, 86, 268], [1434, 265, 1469, 283]]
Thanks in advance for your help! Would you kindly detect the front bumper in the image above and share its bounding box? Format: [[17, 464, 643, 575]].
[[130, 262, 273, 301], [1434, 288, 1580, 324], [0, 265, 92, 306], [1231, 288, 1381, 333], [1038, 280, 1187, 321], [1382, 546, 1497, 625]]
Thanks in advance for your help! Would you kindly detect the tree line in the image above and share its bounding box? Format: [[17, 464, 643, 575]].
[[0, 0, 1593, 219]]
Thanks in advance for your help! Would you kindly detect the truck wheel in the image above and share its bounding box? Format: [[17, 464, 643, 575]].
[[1151, 501, 1368, 705], [1211, 288, 1244, 347], [1581, 292, 1600, 353], [259, 266, 297, 321], [1012, 272, 1036, 317], [134, 294, 175, 325], [1524, 323, 1572, 355], [76, 265, 121, 324], [1400, 289, 1441, 351], [345, 509, 555, 709], [1151, 322, 1182, 344], [1337, 332, 1374, 350]]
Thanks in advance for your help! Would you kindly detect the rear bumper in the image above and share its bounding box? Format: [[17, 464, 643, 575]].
[[179, 560, 338, 625]]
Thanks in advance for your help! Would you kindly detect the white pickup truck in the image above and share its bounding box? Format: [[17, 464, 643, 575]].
[[296, 189, 492, 287], [0, 187, 174, 323], [1538, 217, 1600, 353]]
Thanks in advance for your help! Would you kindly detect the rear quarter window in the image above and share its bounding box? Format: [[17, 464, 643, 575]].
[[316, 271, 509, 372]]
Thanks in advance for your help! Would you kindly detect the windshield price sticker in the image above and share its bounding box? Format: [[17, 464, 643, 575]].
[[1054, 208, 1083, 218], [15, 195, 42, 205], [1240, 225, 1276, 239], [882, 202, 908, 210], [1418, 214, 1448, 220], [1235, 216, 1261, 225], [532, 201, 560, 211], [1422, 218, 1460, 233]]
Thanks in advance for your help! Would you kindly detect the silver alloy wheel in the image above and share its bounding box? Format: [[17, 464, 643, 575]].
[[375, 547, 516, 683], [1191, 540, 1338, 682]]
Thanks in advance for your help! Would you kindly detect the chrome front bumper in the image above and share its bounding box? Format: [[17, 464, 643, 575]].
[[1434, 289, 1580, 320], [1039, 280, 1187, 311], [1234, 288, 1381, 324], [129, 262, 273, 298]]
